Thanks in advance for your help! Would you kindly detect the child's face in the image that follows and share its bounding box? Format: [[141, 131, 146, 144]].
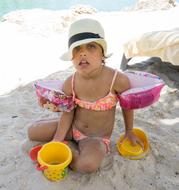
[[72, 42, 103, 74]]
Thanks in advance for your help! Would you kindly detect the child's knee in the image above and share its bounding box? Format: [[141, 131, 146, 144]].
[[27, 126, 35, 140], [27, 122, 40, 140]]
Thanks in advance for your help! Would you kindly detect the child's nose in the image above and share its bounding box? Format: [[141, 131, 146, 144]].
[[79, 46, 87, 57]]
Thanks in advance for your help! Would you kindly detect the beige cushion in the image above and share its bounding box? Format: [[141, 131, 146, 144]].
[[123, 28, 179, 66]]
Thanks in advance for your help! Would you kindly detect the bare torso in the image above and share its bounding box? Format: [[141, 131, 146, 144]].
[[70, 66, 119, 139], [72, 106, 116, 138]]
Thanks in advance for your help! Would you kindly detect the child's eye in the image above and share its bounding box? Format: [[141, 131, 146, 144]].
[[87, 43, 97, 49], [73, 46, 81, 53], [74, 46, 81, 51]]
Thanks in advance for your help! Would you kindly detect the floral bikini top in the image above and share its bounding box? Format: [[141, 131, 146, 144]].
[[72, 70, 118, 111]]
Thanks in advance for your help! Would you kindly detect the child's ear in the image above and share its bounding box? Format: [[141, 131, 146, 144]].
[[102, 57, 105, 65]]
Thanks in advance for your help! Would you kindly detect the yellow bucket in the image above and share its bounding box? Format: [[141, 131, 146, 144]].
[[117, 128, 150, 160], [37, 142, 72, 181]]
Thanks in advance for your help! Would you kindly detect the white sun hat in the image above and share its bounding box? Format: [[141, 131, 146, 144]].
[[60, 18, 111, 61]]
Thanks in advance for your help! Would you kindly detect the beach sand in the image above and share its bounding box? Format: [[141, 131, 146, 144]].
[[0, 5, 179, 190]]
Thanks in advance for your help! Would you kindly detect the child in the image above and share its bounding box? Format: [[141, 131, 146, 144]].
[[28, 18, 143, 173]]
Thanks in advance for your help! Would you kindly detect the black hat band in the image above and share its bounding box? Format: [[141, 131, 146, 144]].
[[68, 32, 103, 48]]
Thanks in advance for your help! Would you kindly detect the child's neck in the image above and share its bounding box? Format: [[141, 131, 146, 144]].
[[78, 65, 104, 79]]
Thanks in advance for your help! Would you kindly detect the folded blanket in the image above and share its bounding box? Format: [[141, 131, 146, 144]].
[[123, 28, 179, 66]]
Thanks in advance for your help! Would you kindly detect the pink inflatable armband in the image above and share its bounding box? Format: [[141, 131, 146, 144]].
[[117, 71, 165, 109], [34, 71, 164, 111], [34, 80, 75, 112]]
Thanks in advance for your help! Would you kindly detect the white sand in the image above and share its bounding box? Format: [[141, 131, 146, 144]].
[[0, 5, 179, 190]]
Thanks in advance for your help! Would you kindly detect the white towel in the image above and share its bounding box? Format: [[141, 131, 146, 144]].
[[123, 28, 179, 65]]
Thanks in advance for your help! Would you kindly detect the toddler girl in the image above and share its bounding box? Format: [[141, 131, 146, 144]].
[[28, 18, 142, 173]]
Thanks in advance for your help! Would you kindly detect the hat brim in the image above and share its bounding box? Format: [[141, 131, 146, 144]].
[[60, 38, 112, 61]]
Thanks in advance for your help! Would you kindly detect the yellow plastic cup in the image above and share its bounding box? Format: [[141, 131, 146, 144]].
[[117, 128, 150, 160], [119, 139, 143, 156], [37, 142, 72, 181]]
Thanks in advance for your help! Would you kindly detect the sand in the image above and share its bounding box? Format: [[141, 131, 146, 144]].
[[0, 5, 179, 190]]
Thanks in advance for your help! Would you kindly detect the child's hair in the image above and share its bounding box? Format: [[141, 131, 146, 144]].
[[60, 18, 112, 61]]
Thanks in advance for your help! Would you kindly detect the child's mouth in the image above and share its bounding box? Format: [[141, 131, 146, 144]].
[[79, 60, 89, 66]]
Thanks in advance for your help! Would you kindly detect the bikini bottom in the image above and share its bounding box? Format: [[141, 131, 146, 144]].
[[72, 127, 110, 154]]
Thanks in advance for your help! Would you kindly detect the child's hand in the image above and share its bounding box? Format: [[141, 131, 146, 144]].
[[51, 137, 63, 143], [51, 138, 68, 144], [120, 130, 144, 149]]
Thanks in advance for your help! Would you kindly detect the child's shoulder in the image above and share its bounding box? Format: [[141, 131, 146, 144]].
[[104, 66, 126, 80], [113, 69, 130, 94]]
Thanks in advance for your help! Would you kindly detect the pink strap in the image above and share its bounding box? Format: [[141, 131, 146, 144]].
[[110, 70, 118, 92], [102, 138, 110, 154], [71, 73, 76, 101]]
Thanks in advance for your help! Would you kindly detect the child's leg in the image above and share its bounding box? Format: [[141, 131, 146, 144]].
[[21, 118, 73, 154], [70, 138, 107, 173], [28, 118, 72, 142]]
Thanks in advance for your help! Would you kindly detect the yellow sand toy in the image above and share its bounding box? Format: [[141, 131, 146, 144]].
[[117, 128, 150, 160], [29, 142, 72, 181]]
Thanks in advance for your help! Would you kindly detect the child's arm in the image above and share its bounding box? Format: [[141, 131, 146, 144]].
[[53, 110, 74, 142], [114, 72, 143, 147], [52, 76, 75, 142], [121, 108, 143, 147]]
